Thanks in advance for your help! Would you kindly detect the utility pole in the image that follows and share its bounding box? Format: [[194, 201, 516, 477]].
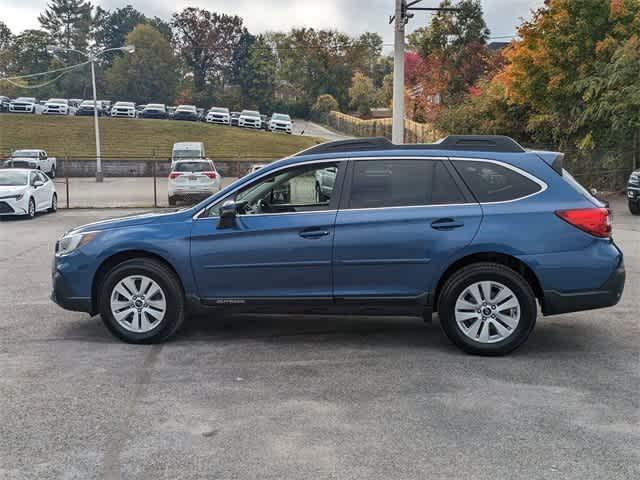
[[390, 1, 459, 144], [392, 0, 406, 144]]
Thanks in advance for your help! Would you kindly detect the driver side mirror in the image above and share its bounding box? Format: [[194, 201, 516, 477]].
[[217, 200, 237, 229], [33, 179, 44, 188]]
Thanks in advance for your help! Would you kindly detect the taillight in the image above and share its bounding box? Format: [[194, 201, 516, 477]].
[[204, 172, 217, 179], [555, 208, 611, 238], [169, 172, 181, 179]]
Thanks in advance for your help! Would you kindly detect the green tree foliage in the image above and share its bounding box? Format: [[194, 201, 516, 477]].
[[104, 25, 179, 105], [271, 28, 370, 109], [0, 21, 13, 78], [235, 35, 277, 111], [171, 8, 244, 93], [94, 5, 172, 55], [311, 94, 340, 121], [38, 0, 93, 50], [348, 71, 378, 117]]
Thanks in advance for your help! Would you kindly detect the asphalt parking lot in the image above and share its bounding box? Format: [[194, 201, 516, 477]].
[[0, 198, 638, 480]]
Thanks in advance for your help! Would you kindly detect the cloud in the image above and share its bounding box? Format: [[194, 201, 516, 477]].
[[2, 0, 542, 44]]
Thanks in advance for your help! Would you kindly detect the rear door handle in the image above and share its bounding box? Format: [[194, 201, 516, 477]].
[[431, 218, 464, 230], [299, 228, 330, 239]]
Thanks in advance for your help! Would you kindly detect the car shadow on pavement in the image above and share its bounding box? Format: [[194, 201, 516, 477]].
[[59, 312, 613, 356]]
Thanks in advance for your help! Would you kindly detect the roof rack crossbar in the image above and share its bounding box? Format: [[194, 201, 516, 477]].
[[296, 135, 526, 156]]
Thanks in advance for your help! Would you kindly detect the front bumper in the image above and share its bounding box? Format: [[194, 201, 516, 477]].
[[9, 106, 34, 113], [207, 117, 230, 124], [0, 196, 29, 216], [542, 256, 626, 316], [111, 111, 136, 118], [51, 270, 93, 313]]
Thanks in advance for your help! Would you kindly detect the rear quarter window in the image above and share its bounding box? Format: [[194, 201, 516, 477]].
[[453, 160, 542, 202]]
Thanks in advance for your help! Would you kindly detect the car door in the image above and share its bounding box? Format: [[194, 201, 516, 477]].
[[190, 160, 346, 302], [332, 157, 482, 302]]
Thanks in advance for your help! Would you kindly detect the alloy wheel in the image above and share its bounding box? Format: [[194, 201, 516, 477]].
[[110, 275, 167, 333], [454, 281, 521, 344]]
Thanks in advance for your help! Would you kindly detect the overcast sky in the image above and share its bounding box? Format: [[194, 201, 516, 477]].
[[2, 0, 543, 46]]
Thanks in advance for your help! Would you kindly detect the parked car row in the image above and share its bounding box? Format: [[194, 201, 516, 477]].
[[0, 95, 295, 133]]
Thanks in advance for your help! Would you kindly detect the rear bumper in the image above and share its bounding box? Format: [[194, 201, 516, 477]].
[[51, 270, 93, 314], [542, 258, 625, 316]]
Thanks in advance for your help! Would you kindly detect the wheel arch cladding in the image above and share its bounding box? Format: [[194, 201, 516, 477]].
[[91, 250, 184, 315], [433, 252, 544, 311]]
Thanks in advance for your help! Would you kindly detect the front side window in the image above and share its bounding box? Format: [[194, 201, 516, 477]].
[[347, 159, 465, 209], [453, 160, 542, 203], [206, 162, 340, 217]]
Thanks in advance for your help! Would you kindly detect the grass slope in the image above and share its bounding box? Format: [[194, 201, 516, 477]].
[[0, 113, 320, 160]]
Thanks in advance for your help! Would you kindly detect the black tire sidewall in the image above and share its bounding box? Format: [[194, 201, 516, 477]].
[[438, 264, 537, 356], [28, 198, 35, 218], [50, 193, 57, 212], [629, 201, 640, 215], [99, 259, 184, 344]]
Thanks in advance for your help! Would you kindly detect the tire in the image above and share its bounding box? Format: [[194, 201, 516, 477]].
[[99, 258, 185, 344], [629, 201, 640, 216], [49, 167, 56, 179], [168, 196, 176, 206], [48, 193, 57, 213], [438, 262, 537, 356], [26, 198, 36, 219]]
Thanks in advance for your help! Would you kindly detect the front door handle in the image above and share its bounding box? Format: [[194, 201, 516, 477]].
[[431, 218, 464, 230], [299, 228, 330, 239]]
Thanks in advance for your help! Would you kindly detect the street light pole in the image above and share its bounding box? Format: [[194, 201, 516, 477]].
[[47, 45, 135, 182], [89, 56, 103, 182]]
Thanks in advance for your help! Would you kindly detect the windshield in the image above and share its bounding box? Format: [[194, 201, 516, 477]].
[[241, 110, 260, 117], [272, 114, 291, 121], [177, 105, 196, 112], [115, 102, 134, 107], [174, 161, 213, 172], [15, 97, 36, 103], [210, 107, 228, 113], [173, 150, 203, 159], [80, 101, 95, 106], [48, 98, 67, 104], [0, 171, 28, 186], [146, 104, 165, 109], [12, 151, 39, 158]]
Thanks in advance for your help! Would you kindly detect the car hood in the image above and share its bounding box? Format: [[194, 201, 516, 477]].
[[0, 186, 27, 197], [68, 210, 188, 234]]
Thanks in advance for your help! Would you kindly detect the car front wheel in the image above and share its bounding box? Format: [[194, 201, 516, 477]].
[[629, 201, 640, 215], [99, 258, 185, 343], [48, 193, 57, 213], [26, 198, 36, 219], [438, 263, 537, 356]]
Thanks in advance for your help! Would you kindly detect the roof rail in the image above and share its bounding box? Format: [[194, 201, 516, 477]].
[[295, 135, 526, 156]]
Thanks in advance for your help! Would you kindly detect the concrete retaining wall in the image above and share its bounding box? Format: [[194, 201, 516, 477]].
[[56, 159, 265, 178]]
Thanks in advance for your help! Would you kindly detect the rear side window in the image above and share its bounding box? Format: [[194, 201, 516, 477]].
[[348, 159, 465, 209], [454, 160, 542, 202]]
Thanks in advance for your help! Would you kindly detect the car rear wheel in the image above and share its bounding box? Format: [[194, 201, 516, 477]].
[[99, 258, 185, 343], [629, 201, 640, 215], [438, 263, 537, 356], [48, 193, 57, 213]]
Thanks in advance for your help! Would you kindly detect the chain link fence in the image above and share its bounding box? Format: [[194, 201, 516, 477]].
[[45, 157, 264, 209]]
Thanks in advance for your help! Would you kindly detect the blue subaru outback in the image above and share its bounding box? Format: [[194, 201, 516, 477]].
[[51, 136, 625, 355]]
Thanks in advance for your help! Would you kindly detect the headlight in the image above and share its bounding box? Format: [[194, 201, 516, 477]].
[[56, 231, 99, 256], [630, 173, 639, 185]]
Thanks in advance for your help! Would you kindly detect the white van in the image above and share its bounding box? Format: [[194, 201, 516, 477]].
[[171, 142, 206, 167]]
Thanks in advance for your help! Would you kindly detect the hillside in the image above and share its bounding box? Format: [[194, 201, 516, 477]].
[[0, 114, 320, 160]]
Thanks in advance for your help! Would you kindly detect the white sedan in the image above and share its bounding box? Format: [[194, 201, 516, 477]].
[[168, 160, 222, 206], [0, 169, 57, 218]]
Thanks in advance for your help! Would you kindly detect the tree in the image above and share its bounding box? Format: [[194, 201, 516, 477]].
[[94, 5, 171, 54], [409, 0, 490, 103], [171, 8, 244, 93], [38, 0, 93, 51], [311, 94, 340, 121], [0, 21, 12, 78], [105, 25, 179, 105], [356, 32, 384, 79], [235, 35, 277, 111], [349, 71, 378, 117]]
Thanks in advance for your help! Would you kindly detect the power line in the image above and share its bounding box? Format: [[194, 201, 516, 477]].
[[0, 60, 90, 81]]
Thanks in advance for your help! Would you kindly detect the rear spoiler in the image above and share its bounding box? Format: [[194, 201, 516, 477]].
[[535, 151, 564, 175]]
